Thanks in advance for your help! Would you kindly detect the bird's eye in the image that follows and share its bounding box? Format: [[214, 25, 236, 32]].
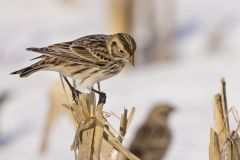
[[120, 50, 124, 53], [112, 41, 117, 47]]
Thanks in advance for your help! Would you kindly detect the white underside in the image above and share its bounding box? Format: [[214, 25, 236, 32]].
[[45, 65, 124, 90]]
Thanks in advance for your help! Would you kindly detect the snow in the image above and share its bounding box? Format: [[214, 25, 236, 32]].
[[1, 0, 240, 160]]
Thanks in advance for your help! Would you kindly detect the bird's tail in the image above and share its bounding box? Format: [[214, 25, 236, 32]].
[[11, 61, 46, 77]]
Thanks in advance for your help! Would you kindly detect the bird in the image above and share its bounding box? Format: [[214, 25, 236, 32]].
[[11, 33, 136, 102], [128, 104, 175, 160]]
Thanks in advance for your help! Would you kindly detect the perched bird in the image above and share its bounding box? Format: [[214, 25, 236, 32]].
[[129, 104, 174, 160], [11, 33, 136, 100]]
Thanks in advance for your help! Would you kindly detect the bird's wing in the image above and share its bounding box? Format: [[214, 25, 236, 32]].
[[129, 125, 150, 152], [27, 35, 113, 68], [70, 35, 114, 64], [27, 44, 97, 66]]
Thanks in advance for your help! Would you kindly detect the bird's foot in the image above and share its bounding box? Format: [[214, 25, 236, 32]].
[[98, 92, 106, 104], [91, 88, 106, 104], [62, 76, 81, 104]]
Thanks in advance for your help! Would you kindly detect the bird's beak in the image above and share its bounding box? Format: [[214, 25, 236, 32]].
[[128, 56, 134, 66]]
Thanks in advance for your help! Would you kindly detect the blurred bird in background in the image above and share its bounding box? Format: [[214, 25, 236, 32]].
[[128, 104, 174, 160]]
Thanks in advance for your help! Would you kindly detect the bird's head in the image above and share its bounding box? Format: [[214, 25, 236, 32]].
[[147, 104, 175, 126], [108, 33, 136, 65]]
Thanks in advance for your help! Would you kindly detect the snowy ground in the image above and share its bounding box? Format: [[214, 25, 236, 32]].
[[1, 0, 240, 160]]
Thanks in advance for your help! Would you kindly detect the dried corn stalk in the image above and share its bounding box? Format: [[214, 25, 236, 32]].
[[39, 80, 140, 160], [209, 77, 240, 160], [58, 79, 140, 160]]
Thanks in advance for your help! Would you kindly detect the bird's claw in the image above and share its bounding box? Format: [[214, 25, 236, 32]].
[[98, 92, 106, 105], [91, 88, 107, 104]]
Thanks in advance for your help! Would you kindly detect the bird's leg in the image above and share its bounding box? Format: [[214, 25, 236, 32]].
[[97, 82, 101, 92], [63, 76, 81, 103], [91, 88, 106, 104]]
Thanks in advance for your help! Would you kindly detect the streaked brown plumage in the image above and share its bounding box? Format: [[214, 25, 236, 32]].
[[129, 104, 174, 160], [11, 33, 136, 90]]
